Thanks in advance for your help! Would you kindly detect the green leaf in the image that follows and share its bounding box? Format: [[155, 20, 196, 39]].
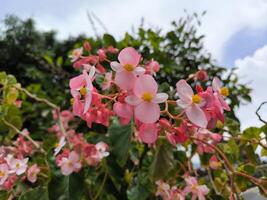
[[108, 118, 133, 166], [150, 144, 174, 180], [261, 148, 267, 156], [242, 127, 261, 140], [48, 171, 85, 200], [56, 56, 63, 67], [43, 55, 54, 65], [244, 145, 258, 165], [0, 191, 8, 200], [0, 72, 7, 85], [19, 186, 48, 200], [103, 34, 116, 47]]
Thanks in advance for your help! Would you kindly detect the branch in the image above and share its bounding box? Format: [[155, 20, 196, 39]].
[[256, 101, 267, 124], [2, 119, 46, 154]]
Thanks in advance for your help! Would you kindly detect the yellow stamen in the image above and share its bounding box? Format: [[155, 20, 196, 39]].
[[80, 87, 87, 96], [192, 94, 202, 104], [216, 120, 224, 129], [0, 171, 5, 177], [55, 143, 59, 148], [220, 87, 229, 96], [16, 163, 20, 168], [70, 98, 74, 105], [68, 161, 73, 167], [142, 92, 153, 102], [124, 64, 134, 71]]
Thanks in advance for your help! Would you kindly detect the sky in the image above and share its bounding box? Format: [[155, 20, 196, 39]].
[[1, 0, 267, 129]]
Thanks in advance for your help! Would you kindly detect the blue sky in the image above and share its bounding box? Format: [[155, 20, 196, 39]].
[[1, 0, 267, 128]]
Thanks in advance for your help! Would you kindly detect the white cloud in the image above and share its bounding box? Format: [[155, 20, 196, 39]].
[[2, 0, 267, 63], [235, 45, 267, 129]]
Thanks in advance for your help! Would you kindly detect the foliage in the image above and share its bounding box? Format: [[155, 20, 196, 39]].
[[0, 14, 266, 200]]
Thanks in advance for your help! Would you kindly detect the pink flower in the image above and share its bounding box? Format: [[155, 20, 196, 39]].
[[102, 72, 112, 90], [58, 151, 82, 176], [27, 164, 40, 183], [54, 136, 66, 156], [195, 70, 208, 82], [0, 164, 9, 185], [113, 102, 133, 125], [184, 176, 209, 200], [69, 67, 95, 114], [209, 155, 221, 169], [125, 75, 168, 123], [95, 142, 109, 159], [212, 77, 230, 111], [111, 47, 145, 90], [155, 180, 171, 200], [138, 123, 158, 144], [145, 59, 160, 75], [69, 47, 83, 62], [5, 155, 28, 175], [176, 80, 207, 128], [97, 49, 107, 61]]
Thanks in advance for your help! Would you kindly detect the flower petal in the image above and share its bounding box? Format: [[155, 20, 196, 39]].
[[83, 92, 92, 113], [176, 99, 191, 109], [185, 104, 207, 128], [139, 123, 158, 144], [135, 102, 160, 123], [152, 93, 168, 103], [113, 102, 133, 119], [69, 74, 84, 90], [114, 71, 136, 90], [134, 75, 158, 97], [134, 66, 145, 76], [176, 80, 193, 102], [212, 77, 222, 92], [125, 95, 142, 106], [110, 61, 123, 72], [118, 47, 141, 67]]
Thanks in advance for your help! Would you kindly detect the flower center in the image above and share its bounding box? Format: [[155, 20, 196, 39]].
[[55, 143, 59, 148], [0, 171, 5, 177], [70, 98, 74, 105], [80, 87, 87, 96], [67, 160, 73, 167], [16, 163, 20, 169], [192, 94, 201, 104], [124, 64, 134, 72], [220, 87, 229, 96], [142, 92, 153, 102]]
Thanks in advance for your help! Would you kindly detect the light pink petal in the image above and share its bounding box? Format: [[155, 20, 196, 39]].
[[212, 77, 222, 92], [118, 47, 140, 67], [134, 67, 145, 76], [88, 66, 96, 79], [135, 102, 160, 123], [113, 102, 133, 119], [198, 185, 209, 195], [83, 93, 92, 113], [139, 123, 158, 144], [134, 75, 158, 97], [114, 71, 136, 90], [176, 99, 191, 109], [69, 74, 84, 89], [176, 80, 193, 102], [218, 95, 231, 111], [125, 95, 142, 106], [152, 93, 168, 103], [111, 61, 123, 72], [69, 151, 79, 162], [185, 105, 207, 128], [61, 163, 73, 176]]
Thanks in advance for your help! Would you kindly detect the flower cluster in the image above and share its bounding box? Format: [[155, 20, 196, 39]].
[[156, 177, 209, 200], [69, 44, 230, 146], [48, 110, 109, 176], [0, 132, 40, 190]]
